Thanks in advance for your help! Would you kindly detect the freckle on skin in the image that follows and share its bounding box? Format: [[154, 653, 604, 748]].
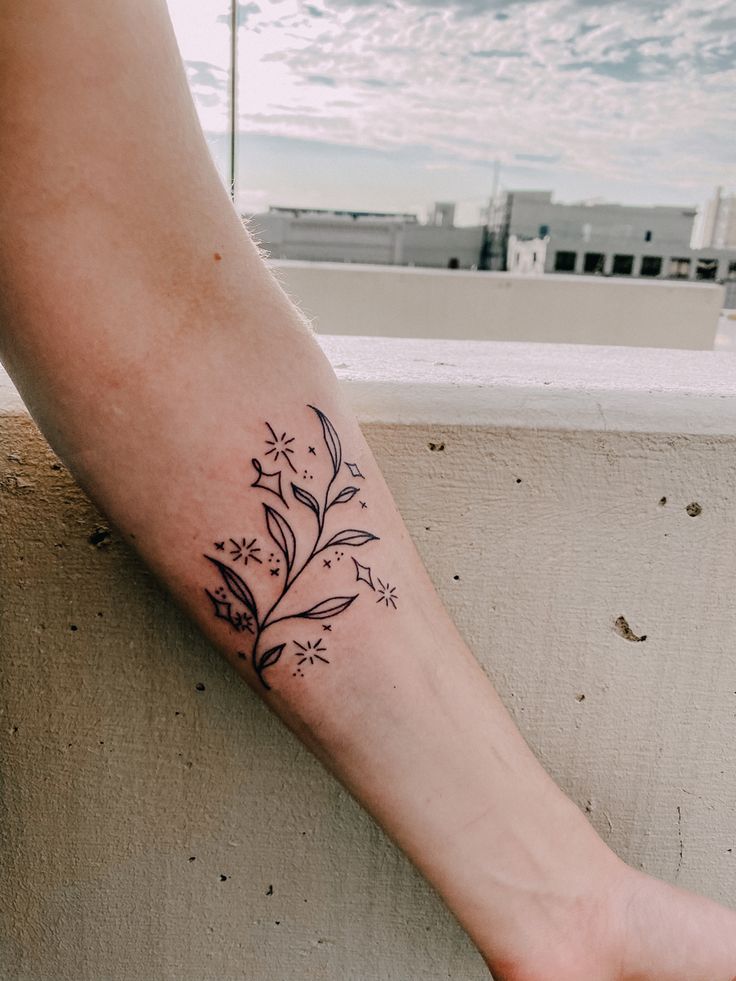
[[213, 252, 222, 261]]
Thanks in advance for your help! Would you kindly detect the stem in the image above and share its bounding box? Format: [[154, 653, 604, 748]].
[[260, 464, 339, 631], [252, 461, 341, 687]]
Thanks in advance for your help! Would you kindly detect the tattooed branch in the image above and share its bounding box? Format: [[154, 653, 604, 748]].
[[203, 405, 397, 690]]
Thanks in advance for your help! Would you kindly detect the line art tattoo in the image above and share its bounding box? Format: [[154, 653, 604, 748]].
[[203, 405, 398, 689]]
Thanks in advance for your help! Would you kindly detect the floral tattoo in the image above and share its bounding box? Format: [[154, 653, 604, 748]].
[[203, 405, 398, 690]]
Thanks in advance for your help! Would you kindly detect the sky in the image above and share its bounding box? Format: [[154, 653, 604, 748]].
[[169, 0, 736, 224]]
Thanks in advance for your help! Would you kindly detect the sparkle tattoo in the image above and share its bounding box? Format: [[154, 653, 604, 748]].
[[203, 406, 399, 690]]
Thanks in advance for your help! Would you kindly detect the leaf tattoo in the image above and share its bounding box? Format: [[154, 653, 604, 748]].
[[257, 643, 285, 673], [204, 406, 395, 690], [291, 482, 321, 519], [331, 486, 359, 506], [294, 595, 358, 620], [321, 529, 379, 549], [308, 404, 341, 476], [264, 505, 296, 573], [204, 555, 258, 620]]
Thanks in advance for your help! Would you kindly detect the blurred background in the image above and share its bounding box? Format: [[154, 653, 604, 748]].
[[167, 0, 736, 349]]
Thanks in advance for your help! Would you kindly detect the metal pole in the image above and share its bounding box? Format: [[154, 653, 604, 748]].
[[229, 0, 238, 204]]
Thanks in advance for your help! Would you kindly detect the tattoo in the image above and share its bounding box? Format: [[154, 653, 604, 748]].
[[229, 537, 262, 565], [264, 422, 297, 472], [204, 405, 399, 690]]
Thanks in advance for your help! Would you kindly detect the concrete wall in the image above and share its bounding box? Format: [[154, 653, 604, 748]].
[[2, 337, 736, 980], [270, 260, 723, 349]]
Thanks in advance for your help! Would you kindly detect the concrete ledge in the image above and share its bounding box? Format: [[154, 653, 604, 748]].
[[2, 338, 735, 980], [321, 335, 736, 434], [271, 259, 725, 350]]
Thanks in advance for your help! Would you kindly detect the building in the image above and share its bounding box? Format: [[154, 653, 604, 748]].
[[248, 205, 483, 270], [692, 187, 736, 250], [491, 190, 736, 292], [506, 234, 548, 274], [247, 195, 736, 302]]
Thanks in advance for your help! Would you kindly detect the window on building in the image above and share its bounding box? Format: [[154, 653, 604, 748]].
[[640, 256, 662, 277], [668, 257, 691, 279], [644, 230, 652, 242], [539, 224, 549, 237], [728, 261, 736, 280], [612, 254, 634, 276], [584, 252, 605, 274], [554, 250, 576, 272], [695, 257, 718, 281]]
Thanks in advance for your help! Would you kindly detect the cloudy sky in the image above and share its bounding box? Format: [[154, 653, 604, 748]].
[[169, 0, 735, 224]]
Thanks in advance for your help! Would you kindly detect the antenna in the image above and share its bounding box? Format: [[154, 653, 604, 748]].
[[229, 0, 239, 204]]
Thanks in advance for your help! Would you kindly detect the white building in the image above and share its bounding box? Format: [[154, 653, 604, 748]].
[[494, 190, 736, 288], [506, 234, 548, 274], [692, 187, 736, 250], [248, 205, 484, 270], [247, 194, 736, 299]]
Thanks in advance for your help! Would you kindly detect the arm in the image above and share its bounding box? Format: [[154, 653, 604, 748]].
[[2, 5, 734, 980]]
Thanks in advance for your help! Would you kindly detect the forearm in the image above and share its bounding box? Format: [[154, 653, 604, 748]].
[[0, 2, 620, 971]]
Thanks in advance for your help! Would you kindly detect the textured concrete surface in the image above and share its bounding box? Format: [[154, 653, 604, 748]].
[[2, 337, 736, 980], [271, 259, 724, 350]]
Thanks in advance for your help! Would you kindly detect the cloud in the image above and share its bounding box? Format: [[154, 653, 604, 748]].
[[217, 2, 262, 27], [515, 152, 562, 163], [176, 0, 735, 202], [470, 48, 526, 58], [185, 60, 227, 90], [305, 73, 338, 86]]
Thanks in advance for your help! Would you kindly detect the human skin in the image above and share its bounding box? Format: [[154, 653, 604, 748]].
[[0, 3, 735, 979]]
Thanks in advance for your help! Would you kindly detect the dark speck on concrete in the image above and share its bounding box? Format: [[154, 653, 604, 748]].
[[659, 496, 667, 506], [266, 884, 274, 896], [188, 856, 196, 862], [220, 874, 228, 881], [685, 502, 702, 517], [614, 615, 647, 643], [453, 575, 460, 581], [88, 527, 111, 547], [428, 441, 445, 452], [195, 682, 206, 692], [70, 624, 78, 632]]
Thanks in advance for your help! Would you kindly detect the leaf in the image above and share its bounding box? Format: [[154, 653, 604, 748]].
[[308, 404, 342, 476], [322, 529, 379, 549], [258, 643, 285, 671], [295, 595, 358, 620], [204, 556, 258, 619], [264, 504, 296, 571], [331, 486, 359, 506], [291, 482, 321, 518]]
